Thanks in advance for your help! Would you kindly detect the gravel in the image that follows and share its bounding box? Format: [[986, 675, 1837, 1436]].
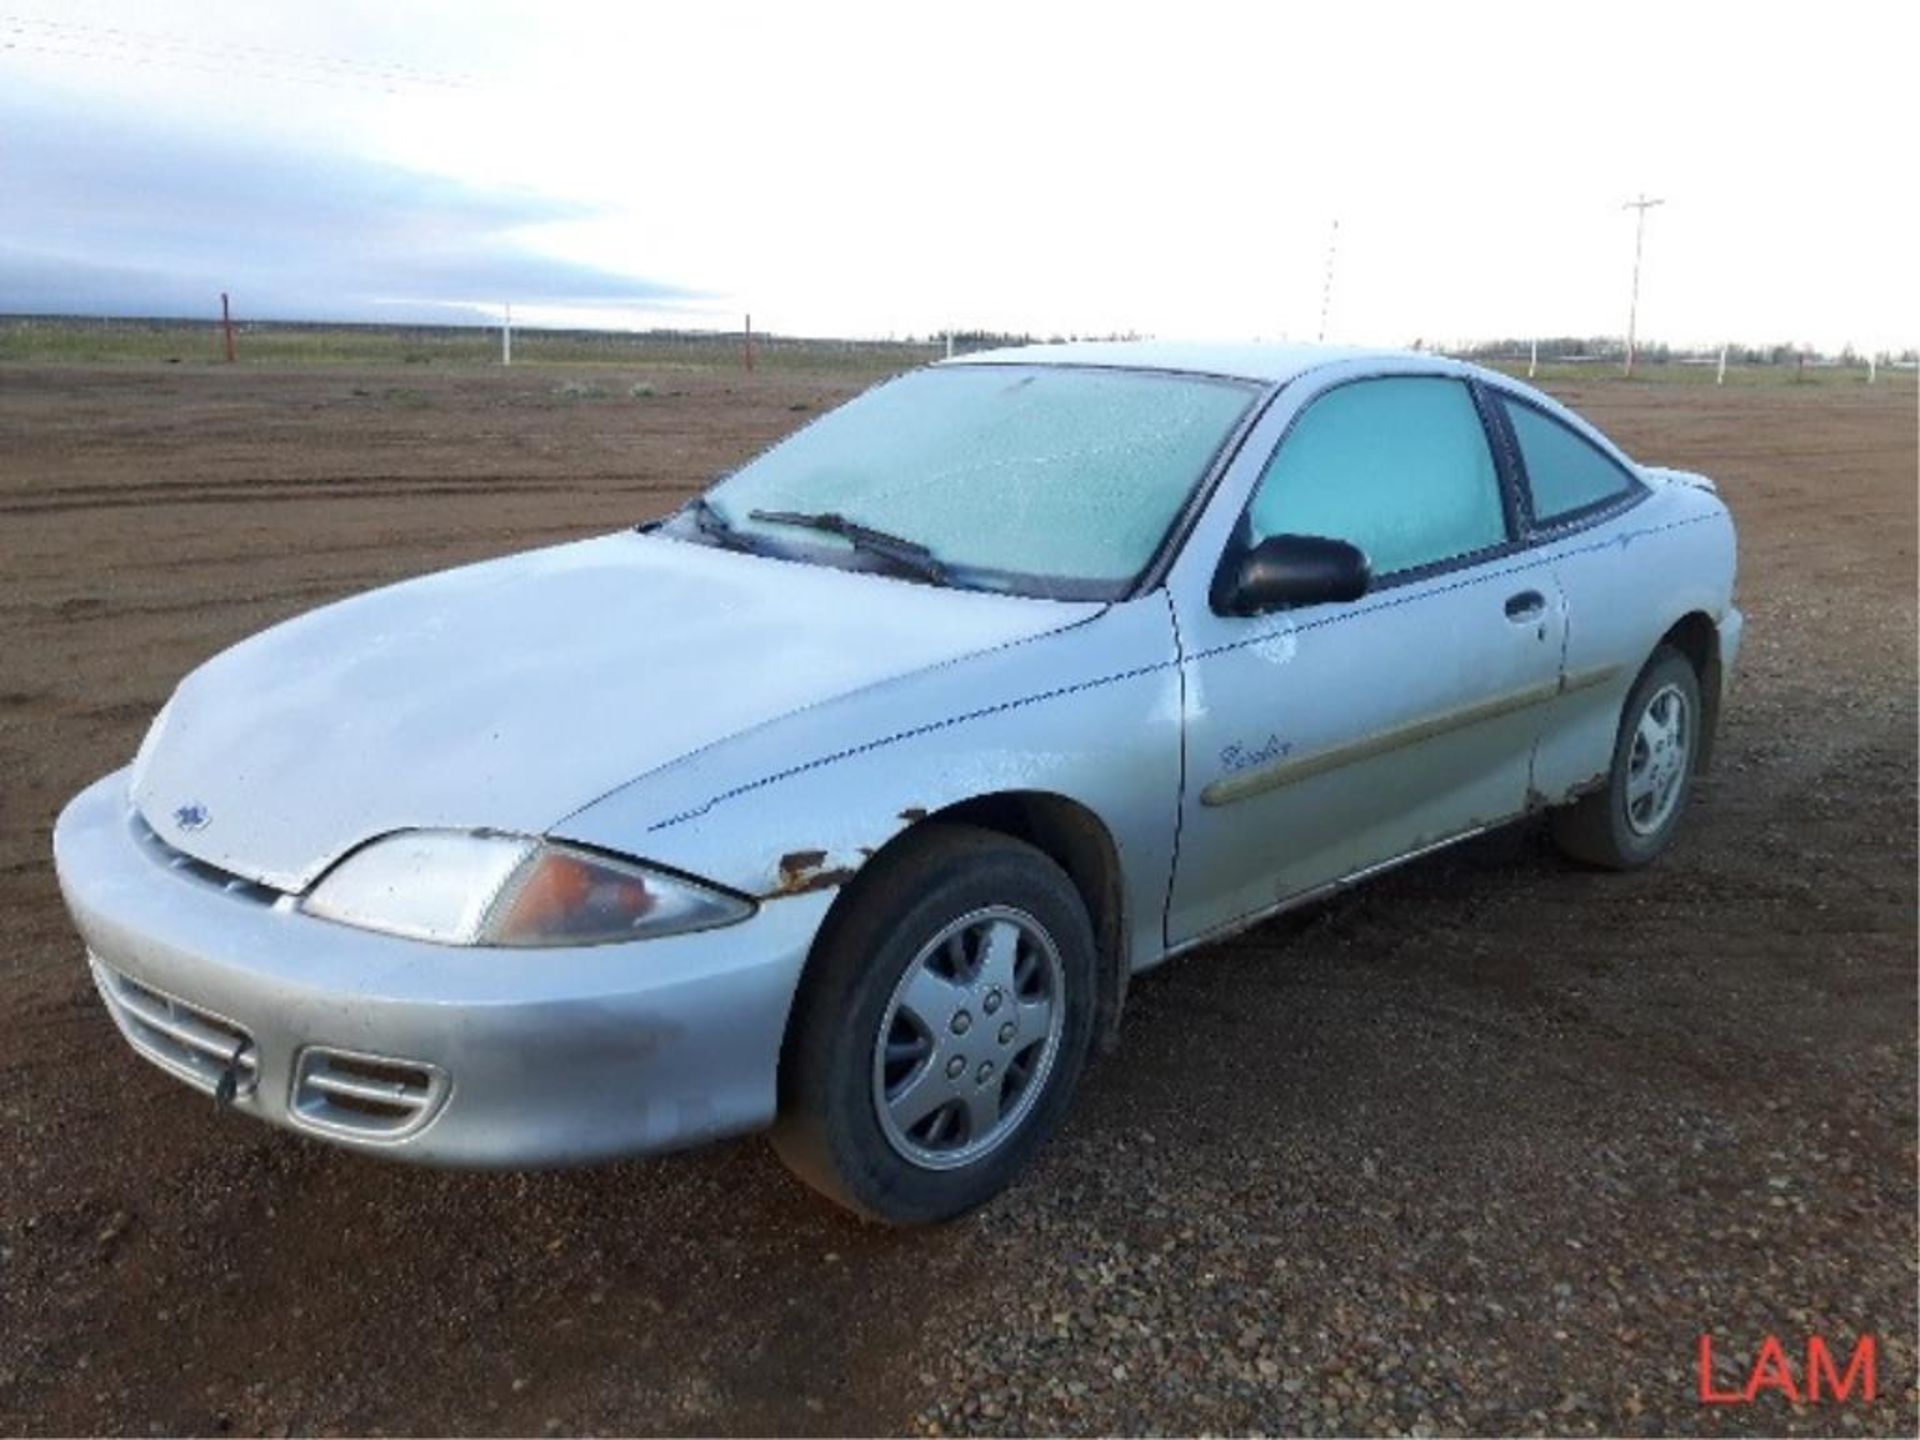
[[2, 367, 1913, 1435]]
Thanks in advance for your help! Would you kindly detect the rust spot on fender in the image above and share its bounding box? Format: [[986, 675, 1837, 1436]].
[[1564, 772, 1610, 803], [770, 849, 857, 898], [1529, 772, 1608, 812], [898, 806, 929, 824]]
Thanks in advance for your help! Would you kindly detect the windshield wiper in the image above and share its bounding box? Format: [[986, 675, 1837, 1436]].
[[684, 495, 754, 552], [747, 508, 948, 584]]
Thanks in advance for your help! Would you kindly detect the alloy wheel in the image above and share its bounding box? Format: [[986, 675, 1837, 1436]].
[[871, 905, 1066, 1171], [1625, 681, 1691, 836]]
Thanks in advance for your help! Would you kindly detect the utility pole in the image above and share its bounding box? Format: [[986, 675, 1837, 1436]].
[[1621, 194, 1665, 377], [502, 302, 512, 366], [743, 313, 755, 372], [1317, 218, 1339, 343], [219, 291, 236, 363]]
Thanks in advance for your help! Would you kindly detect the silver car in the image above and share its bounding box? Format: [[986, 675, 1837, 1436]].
[[54, 342, 1743, 1222]]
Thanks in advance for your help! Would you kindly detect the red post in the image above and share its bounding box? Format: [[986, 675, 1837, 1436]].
[[743, 312, 755, 373], [220, 292, 236, 363]]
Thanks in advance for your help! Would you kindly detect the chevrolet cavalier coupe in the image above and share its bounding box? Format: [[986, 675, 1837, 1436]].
[[54, 341, 1743, 1222]]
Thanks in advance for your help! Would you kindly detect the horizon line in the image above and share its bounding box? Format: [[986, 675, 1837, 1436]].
[[0, 311, 1909, 362]]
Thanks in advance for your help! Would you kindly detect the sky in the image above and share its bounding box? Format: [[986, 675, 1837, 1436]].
[[1, 0, 1913, 351]]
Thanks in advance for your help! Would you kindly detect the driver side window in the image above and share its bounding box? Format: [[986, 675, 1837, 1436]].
[[1246, 376, 1508, 578]]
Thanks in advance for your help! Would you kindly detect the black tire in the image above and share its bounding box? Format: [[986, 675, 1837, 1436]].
[[1551, 644, 1703, 869], [771, 822, 1097, 1224]]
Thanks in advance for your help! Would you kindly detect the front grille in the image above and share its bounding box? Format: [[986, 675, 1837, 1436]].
[[129, 811, 281, 906], [292, 1047, 446, 1138], [92, 957, 258, 1097]]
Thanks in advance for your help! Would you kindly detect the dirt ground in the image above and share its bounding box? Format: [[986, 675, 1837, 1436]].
[[1, 361, 1913, 1436]]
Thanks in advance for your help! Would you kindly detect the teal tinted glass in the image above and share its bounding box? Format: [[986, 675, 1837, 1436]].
[[705, 365, 1256, 596], [1502, 399, 1637, 522], [1247, 377, 1506, 577]]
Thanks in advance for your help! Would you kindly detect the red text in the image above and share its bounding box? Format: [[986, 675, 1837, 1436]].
[[1698, 1334, 1877, 1405]]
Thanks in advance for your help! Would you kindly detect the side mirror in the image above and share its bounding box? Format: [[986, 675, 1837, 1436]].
[[1213, 533, 1371, 616]]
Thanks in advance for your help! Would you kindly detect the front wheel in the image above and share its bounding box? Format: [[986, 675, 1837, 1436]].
[[771, 823, 1097, 1224], [1551, 644, 1703, 869]]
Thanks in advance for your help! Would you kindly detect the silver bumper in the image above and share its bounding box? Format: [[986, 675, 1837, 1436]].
[[52, 770, 832, 1166]]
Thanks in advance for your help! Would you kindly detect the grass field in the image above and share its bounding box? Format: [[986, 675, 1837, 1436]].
[[4, 315, 1912, 391], [0, 315, 945, 376], [1487, 359, 1916, 389]]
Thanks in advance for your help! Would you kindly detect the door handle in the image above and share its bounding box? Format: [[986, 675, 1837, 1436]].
[[1504, 589, 1547, 622]]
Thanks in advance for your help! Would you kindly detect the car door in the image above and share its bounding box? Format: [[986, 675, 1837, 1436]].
[[1484, 388, 1657, 803], [1164, 371, 1568, 949]]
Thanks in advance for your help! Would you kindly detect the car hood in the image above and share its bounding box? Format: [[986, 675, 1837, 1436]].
[[130, 531, 1100, 892]]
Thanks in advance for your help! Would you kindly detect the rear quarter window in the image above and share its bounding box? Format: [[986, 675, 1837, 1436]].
[[1500, 397, 1640, 525]]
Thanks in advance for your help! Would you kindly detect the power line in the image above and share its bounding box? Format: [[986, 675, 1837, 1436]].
[[0, 14, 477, 93], [0, 37, 451, 93], [0, 37, 456, 94], [1317, 218, 1339, 343], [2, 12, 477, 84], [1621, 193, 1665, 377]]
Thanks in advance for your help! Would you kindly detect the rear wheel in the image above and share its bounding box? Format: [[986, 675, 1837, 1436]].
[[1552, 645, 1702, 869], [771, 823, 1096, 1224]]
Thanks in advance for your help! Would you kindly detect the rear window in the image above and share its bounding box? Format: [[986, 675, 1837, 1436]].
[[1500, 398, 1640, 524]]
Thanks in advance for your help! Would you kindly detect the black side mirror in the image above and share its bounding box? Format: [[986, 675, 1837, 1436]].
[[1212, 533, 1371, 616]]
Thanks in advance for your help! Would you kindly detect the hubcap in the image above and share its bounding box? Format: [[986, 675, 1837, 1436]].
[[872, 905, 1066, 1171], [1624, 681, 1691, 837]]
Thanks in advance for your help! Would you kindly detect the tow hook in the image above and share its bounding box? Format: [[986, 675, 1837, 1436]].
[[213, 1038, 256, 1108]]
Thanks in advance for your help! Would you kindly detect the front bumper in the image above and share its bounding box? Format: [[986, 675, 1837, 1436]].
[[52, 770, 832, 1166]]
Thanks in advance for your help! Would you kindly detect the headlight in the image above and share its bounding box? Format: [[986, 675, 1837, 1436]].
[[301, 831, 754, 947]]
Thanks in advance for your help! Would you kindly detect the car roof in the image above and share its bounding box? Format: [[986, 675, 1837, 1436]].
[[940, 339, 1412, 385], [937, 340, 1642, 472]]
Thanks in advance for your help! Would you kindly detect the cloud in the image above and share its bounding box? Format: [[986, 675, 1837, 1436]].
[[0, 83, 701, 321]]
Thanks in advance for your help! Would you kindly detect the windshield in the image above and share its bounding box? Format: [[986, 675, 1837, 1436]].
[[688, 364, 1259, 599]]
